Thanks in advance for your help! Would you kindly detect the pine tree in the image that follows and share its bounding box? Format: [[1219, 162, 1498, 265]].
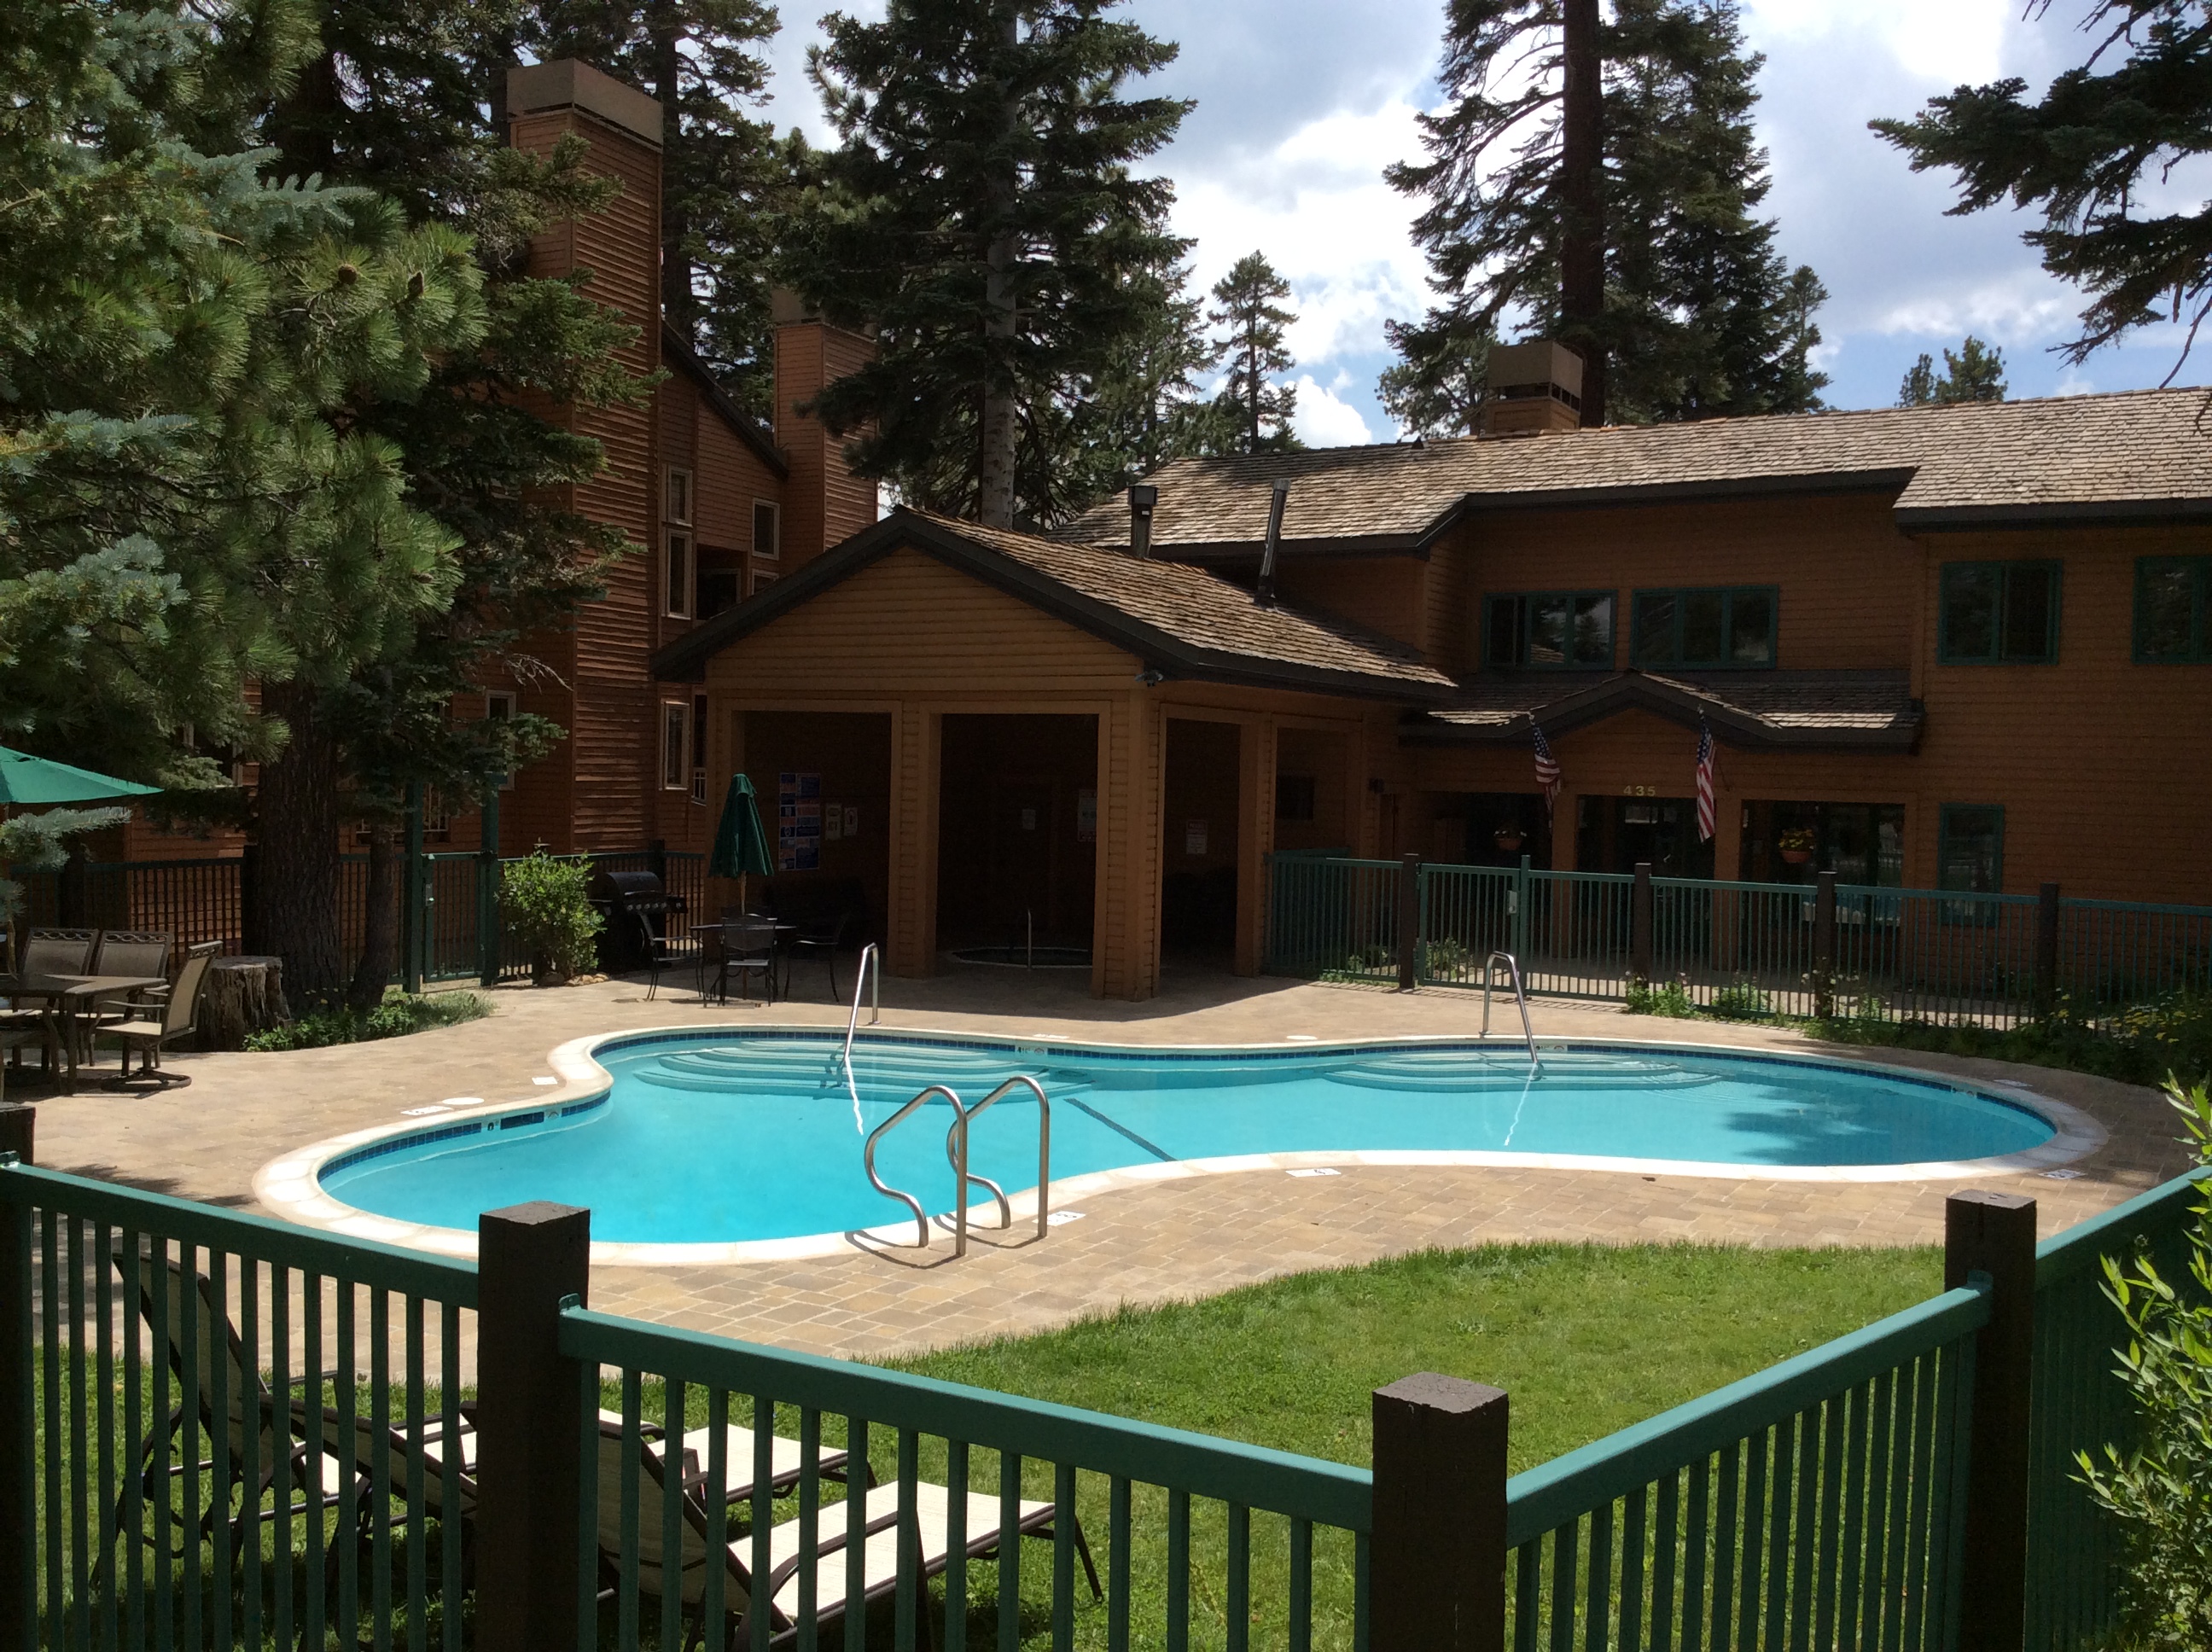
[[788, 0, 1191, 528], [1897, 337, 2008, 407], [1209, 253, 1302, 453], [1384, 0, 1827, 431], [1873, 2, 2212, 381], [1065, 263, 1235, 496], [1378, 316, 1493, 439]]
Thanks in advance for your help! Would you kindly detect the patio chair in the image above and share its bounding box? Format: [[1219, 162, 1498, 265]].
[[3, 928, 95, 1078], [96, 940, 217, 1081], [589, 1420, 1096, 1649], [83, 928, 173, 1061], [699, 914, 777, 1006], [107, 1252, 351, 1577], [20, 927, 96, 976], [784, 911, 853, 1001]]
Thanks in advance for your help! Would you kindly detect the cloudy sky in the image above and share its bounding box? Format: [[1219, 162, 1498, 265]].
[[754, 1, 2203, 448]]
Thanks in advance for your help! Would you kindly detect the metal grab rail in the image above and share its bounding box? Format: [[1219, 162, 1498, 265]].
[[944, 1075, 1053, 1246], [861, 1082, 958, 1249], [1480, 949, 1542, 1068], [842, 940, 881, 1077]]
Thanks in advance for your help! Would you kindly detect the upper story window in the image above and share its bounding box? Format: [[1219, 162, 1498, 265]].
[[2134, 556, 2211, 662], [1938, 560, 2060, 664], [485, 690, 517, 791], [661, 700, 690, 791], [1483, 590, 1615, 669], [753, 499, 781, 561], [664, 528, 693, 620], [664, 467, 692, 526], [1632, 586, 1776, 670]]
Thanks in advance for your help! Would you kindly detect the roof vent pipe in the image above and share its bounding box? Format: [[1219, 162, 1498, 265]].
[[1257, 480, 1288, 607], [1127, 483, 1157, 560]]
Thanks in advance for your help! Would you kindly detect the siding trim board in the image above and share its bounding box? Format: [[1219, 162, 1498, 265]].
[[1404, 669, 1924, 753]]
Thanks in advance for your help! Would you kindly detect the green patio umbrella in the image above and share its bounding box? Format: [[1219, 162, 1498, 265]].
[[0, 745, 160, 807], [709, 771, 775, 911]]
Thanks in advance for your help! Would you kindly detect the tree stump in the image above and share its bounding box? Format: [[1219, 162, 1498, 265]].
[[201, 955, 292, 1050]]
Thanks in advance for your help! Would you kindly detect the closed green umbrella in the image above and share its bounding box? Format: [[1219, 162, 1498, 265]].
[[709, 772, 775, 911], [0, 745, 160, 807]]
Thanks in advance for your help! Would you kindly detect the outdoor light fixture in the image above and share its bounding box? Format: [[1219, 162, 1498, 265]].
[[1134, 668, 1167, 686]]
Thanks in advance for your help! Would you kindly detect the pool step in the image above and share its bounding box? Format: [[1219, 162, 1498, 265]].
[[1327, 1051, 1720, 1093]]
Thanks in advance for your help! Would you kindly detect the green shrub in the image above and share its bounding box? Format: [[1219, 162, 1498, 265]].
[[245, 990, 490, 1051], [1708, 977, 1774, 1021], [1809, 990, 2212, 1091], [1625, 976, 1697, 1018], [501, 850, 602, 980], [2078, 1081, 2212, 1651]]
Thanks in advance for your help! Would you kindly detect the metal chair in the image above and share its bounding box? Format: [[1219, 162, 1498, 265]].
[[784, 910, 854, 1000], [97, 941, 218, 1082], [699, 916, 777, 1006], [85, 928, 174, 1060], [3, 928, 95, 1078]]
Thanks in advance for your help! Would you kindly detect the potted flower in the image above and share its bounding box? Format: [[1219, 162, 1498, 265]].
[[1493, 823, 1526, 853], [1778, 826, 1817, 866]]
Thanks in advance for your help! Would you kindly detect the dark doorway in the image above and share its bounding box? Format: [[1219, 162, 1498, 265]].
[[935, 714, 1099, 951], [1575, 795, 1716, 877], [1460, 793, 1552, 869], [1161, 719, 1242, 962], [740, 711, 892, 944]]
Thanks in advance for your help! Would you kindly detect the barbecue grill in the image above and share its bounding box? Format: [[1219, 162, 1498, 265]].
[[588, 866, 689, 991]]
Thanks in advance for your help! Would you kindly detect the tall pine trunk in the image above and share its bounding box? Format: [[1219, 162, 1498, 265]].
[[1558, 0, 1606, 427], [975, 3, 1022, 529], [346, 821, 399, 1015], [247, 680, 347, 1008]]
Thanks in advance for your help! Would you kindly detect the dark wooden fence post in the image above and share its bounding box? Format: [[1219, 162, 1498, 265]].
[[1812, 870, 1838, 1017], [401, 782, 427, 995], [0, 1105, 34, 1652], [2033, 881, 2061, 1019], [1371, 1372, 1507, 1651], [1946, 1190, 2036, 1652], [476, 1201, 591, 1652], [478, 786, 504, 988], [1630, 861, 1654, 986], [1396, 853, 1423, 991]]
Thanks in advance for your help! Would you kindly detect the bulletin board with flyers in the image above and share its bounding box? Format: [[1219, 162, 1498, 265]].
[[777, 771, 821, 871]]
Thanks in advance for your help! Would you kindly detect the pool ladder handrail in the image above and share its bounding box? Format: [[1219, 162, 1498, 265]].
[[1481, 950, 1543, 1070], [863, 1082, 958, 1251], [843, 941, 882, 1079], [944, 1076, 1052, 1250]]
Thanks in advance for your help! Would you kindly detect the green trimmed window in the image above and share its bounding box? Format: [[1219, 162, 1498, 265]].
[[1937, 804, 2005, 924], [1938, 561, 2060, 663], [1631, 586, 1778, 669], [1483, 590, 1615, 668], [2133, 556, 2212, 662]]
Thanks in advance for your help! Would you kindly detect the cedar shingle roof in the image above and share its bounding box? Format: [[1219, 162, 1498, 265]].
[[1404, 670, 1921, 752], [650, 508, 1458, 700], [1062, 387, 2212, 553]]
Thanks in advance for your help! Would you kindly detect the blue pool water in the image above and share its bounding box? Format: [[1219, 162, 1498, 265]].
[[319, 1034, 2058, 1244]]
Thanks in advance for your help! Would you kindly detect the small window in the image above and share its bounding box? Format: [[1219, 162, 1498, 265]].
[[690, 692, 708, 802], [1937, 804, 2005, 922], [1483, 591, 1615, 668], [485, 691, 518, 790], [750, 568, 777, 595], [661, 701, 690, 791], [753, 500, 781, 561], [665, 531, 692, 620], [1275, 773, 1317, 822], [665, 468, 691, 526], [1939, 561, 2059, 664], [2134, 556, 2212, 662], [1633, 586, 1778, 669]]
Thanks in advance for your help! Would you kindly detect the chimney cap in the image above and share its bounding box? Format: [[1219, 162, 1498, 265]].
[[504, 61, 662, 148], [1487, 340, 1584, 399], [1127, 484, 1158, 511]]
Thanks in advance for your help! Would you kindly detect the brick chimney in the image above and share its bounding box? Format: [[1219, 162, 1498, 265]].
[[1482, 340, 1584, 437], [771, 289, 880, 567]]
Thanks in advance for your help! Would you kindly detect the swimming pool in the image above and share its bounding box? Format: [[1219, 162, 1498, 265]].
[[276, 1029, 2095, 1257]]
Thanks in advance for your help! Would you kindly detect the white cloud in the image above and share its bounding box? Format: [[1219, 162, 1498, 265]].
[[1290, 375, 1374, 449]]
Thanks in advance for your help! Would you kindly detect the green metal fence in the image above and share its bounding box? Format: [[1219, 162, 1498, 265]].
[[1266, 853, 2212, 1027]]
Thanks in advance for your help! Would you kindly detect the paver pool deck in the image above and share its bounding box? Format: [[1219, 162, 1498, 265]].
[[20, 964, 2196, 1361]]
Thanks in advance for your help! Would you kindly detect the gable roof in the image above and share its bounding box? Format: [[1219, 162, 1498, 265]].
[[1061, 387, 2212, 556], [659, 322, 789, 480], [1404, 669, 1922, 752], [649, 508, 1458, 701]]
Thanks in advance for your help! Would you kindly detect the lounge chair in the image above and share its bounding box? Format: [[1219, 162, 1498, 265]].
[[590, 1419, 1097, 1648], [108, 1253, 351, 1572], [96, 939, 217, 1081]]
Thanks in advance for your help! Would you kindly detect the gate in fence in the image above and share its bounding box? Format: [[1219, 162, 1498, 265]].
[[1, 1099, 2202, 1651], [1266, 852, 2212, 1027]]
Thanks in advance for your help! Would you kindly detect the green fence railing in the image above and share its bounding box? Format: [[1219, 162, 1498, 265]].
[[1266, 854, 2212, 1027], [3, 1126, 2205, 1650]]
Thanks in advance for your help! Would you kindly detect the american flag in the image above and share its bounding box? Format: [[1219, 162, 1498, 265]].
[[1694, 719, 1717, 842], [1533, 723, 1562, 811]]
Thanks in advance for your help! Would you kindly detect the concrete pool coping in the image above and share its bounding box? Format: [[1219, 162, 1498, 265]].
[[252, 1023, 2108, 1267]]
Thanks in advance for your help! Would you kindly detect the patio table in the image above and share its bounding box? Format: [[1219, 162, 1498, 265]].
[[0, 972, 170, 1089], [688, 921, 796, 1003]]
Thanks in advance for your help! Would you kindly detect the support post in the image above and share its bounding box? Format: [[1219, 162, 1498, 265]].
[[1945, 1190, 2036, 1652], [1812, 870, 1838, 1018], [1371, 1372, 1507, 1651], [2033, 881, 2061, 1019], [1511, 854, 1530, 962], [475, 1201, 591, 1652], [479, 786, 504, 988], [56, 841, 88, 928], [401, 782, 426, 995], [1396, 852, 1423, 991], [0, 1105, 33, 1652], [1630, 861, 1654, 986]]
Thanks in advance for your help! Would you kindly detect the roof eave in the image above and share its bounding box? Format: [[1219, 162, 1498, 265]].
[[1895, 497, 2212, 531], [659, 322, 790, 480]]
